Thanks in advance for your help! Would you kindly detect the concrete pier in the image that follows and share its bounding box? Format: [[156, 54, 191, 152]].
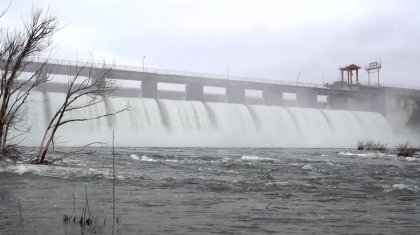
[[186, 83, 204, 101], [370, 92, 387, 116], [226, 85, 245, 104], [297, 89, 317, 108], [329, 94, 349, 110], [141, 80, 158, 99], [36, 66, 48, 92], [263, 89, 283, 106]]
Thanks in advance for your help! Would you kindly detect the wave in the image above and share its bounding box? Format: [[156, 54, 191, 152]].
[[130, 154, 157, 162], [241, 155, 276, 161]]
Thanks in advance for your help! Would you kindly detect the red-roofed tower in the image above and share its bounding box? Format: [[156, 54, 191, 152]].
[[339, 64, 361, 84]]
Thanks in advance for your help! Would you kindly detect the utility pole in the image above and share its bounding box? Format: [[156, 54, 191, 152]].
[[227, 65, 230, 80], [297, 72, 301, 86]]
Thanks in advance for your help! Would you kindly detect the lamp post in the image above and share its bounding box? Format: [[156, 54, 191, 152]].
[[143, 56, 146, 72], [227, 65, 230, 80], [297, 72, 301, 86]]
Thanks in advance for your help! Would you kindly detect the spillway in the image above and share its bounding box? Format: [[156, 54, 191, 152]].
[[20, 92, 393, 148]]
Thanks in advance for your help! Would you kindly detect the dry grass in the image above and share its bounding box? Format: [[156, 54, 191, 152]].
[[357, 140, 388, 151], [0, 144, 23, 165], [395, 142, 420, 157], [63, 186, 106, 234], [357, 140, 365, 150], [358, 140, 420, 157]]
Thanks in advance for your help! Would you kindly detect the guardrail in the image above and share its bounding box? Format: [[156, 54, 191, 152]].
[[324, 79, 420, 91], [358, 81, 420, 90], [29, 57, 420, 91], [30, 57, 327, 89]]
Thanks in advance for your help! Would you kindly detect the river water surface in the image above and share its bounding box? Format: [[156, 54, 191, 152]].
[[1, 147, 419, 234]]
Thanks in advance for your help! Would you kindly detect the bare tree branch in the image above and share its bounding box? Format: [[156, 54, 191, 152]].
[[0, 0, 12, 18], [50, 142, 105, 164], [0, 6, 59, 163], [36, 59, 129, 163]]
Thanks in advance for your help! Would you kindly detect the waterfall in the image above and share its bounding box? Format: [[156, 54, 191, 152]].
[[20, 92, 394, 148]]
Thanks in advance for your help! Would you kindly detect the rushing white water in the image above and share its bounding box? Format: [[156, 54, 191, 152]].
[[19, 92, 393, 148]]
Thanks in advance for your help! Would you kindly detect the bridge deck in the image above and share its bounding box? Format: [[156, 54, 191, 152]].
[[2, 58, 420, 98]]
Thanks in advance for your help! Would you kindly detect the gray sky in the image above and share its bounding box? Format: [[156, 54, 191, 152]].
[[2, 0, 420, 89]]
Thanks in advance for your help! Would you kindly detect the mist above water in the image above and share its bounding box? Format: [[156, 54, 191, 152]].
[[21, 92, 393, 148]]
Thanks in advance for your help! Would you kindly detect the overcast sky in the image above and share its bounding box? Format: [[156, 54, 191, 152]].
[[2, 0, 420, 89]]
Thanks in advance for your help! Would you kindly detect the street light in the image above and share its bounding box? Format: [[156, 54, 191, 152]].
[[227, 65, 230, 80], [297, 72, 301, 86], [143, 56, 146, 72]]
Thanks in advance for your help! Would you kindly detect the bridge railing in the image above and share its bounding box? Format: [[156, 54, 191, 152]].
[[20, 57, 420, 91], [358, 81, 420, 90], [327, 79, 420, 90], [30, 57, 328, 89]]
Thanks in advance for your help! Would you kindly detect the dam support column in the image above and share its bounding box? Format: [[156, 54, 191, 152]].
[[186, 82, 204, 101], [141, 79, 158, 99], [370, 92, 387, 116], [35, 65, 48, 92], [328, 94, 349, 110], [296, 89, 317, 108], [226, 85, 245, 104], [414, 100, 420, 110], [89, 67, 106, 85], [263, 89, 283, 106]]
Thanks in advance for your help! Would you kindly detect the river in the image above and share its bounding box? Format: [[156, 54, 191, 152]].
[[1, 147, 419, 234]]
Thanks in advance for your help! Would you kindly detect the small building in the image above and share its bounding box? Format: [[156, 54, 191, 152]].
[[339, 64, 361, 84]]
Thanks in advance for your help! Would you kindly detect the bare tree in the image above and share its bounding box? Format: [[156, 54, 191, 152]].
[[0, 7, 58, 163], [35, 61, 129, 164]]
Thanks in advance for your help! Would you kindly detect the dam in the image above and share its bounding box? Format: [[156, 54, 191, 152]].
[[21, 93, 392, 148], [22, 58, 420, 112], [3, 58, 419, 147]]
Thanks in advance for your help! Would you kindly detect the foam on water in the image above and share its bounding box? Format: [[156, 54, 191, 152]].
[[130, 154, 157, 162], [392, 183, 417, 191], [140, 155, 157, 162], [302, 164, 313, 170], [17, 92, 395, 148], [241, 155, 276, 161], [0, 164, 43, 175], [338, 151, 374, 157], [130, 154, 140, 160], [337, 150, 420, 162], [385, 183, 419, 193]]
